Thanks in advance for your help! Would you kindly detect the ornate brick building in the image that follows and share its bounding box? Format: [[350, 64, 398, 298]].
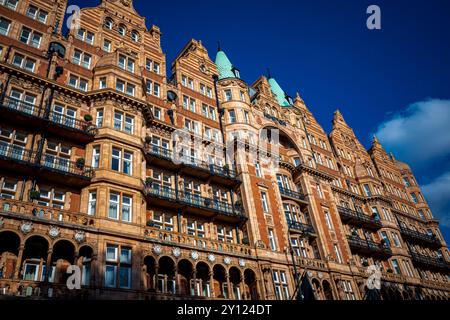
[[0, 0, 448, 300]]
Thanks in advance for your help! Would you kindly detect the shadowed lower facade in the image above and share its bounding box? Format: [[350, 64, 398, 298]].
[[0, 0, 448, 300]]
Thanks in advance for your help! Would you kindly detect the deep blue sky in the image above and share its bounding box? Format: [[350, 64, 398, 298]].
[[68, 0, 450, 242]]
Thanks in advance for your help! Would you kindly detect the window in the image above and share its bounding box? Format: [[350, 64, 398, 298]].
[[103, 39, 111, 52], [68, 75, 88, 91], [260, 191, 269, 212], [363, 184, 372, 197], [228, 109, 236, 123], [131, 30, 139, 42], [104, 18, 113, 29], [410, 193, 418, 204], [391, 259, 401, 275], [108, 192, 132, 222], [2, 0, 18, 11], [273, 271, 289, 300], [371, 207, 380, 220], [380, 231, 391, 247], [316, 184, 323, 198], [118, 55, 135, 73], [118, 25, 126, 36], [0, 17, 11, 35], [243, 111, 250, 123], [92, 145, 100, 168], [96, 109, 103, 127], [153, 62, 160, 74], [76, 28, 94, 45], [268, 228, 277, 251], [324, 211, 333, 230], [224, 89, 232, 101], [72, 49, 91, 69], [111, 147, 133, 175], [88, 191, 96, 215], [392, 232, 402, 248], [342, 281, 356, 300], [334, 244, 342, 263], [12, 54, 36, 72], [418, 209, 426, 220], [124, 115, 134, 134], [145, 58, 152, 71], [153, 107, 161, 120], [146, 80, 160, 97], [0, 180, 17, 199], [20, 27, 42, 48], [36, 188, 66, 209], [255, 162, 262, 177], [240, 90, 246, 102], [126, 83, 135, 96], [105, 244, 132, 289], [99, 77, 107, 89]]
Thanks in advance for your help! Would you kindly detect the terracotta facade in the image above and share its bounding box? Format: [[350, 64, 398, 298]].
[[0, 0, 448, 300]]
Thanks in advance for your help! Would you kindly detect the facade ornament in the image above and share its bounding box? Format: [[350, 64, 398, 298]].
[[153, 244, 162, 255], [318, 272, 324, 279], [74, 231, 86, 243], [172, 247, 181, 258], [207, 254, 216, 262], [20, 222, 33, 234], [238, 259, 246, 267], [224, 256, 232, 265], [190, 250, 199, 260], [48, 226, 60, 238]]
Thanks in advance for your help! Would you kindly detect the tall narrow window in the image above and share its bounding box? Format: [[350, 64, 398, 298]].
[[92, 145, 100, 168], [268, 228, 277, 251], [228, 109, 236, 123], [334, 244, 342, 263], [261, 191, 269, 212], [111, 148, 121, 172], [88, 191, 96, 215]]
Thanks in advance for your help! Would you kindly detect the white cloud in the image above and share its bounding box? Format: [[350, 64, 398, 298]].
[[422, 171, 450, 227], [375, 99, 450, 167]]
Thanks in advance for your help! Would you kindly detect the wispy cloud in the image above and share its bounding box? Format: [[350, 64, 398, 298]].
[[375, 99, 450, 169], [375, 99, 450, 235]]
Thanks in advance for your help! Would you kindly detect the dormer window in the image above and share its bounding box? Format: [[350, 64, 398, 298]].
[[104, 18, 113, 30], [232, 67, 240, 78], [118, 24, 126, 36], [131, 30, 139, 42]]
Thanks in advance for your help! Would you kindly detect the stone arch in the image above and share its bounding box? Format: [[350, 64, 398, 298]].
[[178, 259, 193, 296], [194, 261, 211, 297], [213, 264, 228, 299], [311, 278, 322, 299], [229, 266, 243, 300], [77, 245, 93, 287], [143, 255, 156, 292], [244, 269, 258, 300], [0, 230, 21, 279], [157, 256, 176, 294], [21, 235, 49, 282], [322, 280, 334, 300], [50, 239, 76, 284]]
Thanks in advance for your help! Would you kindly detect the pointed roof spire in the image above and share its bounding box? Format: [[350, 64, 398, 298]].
[[215, 45, 238, 80], [333, 109, 348, 126], [267, 75, 291, 107]]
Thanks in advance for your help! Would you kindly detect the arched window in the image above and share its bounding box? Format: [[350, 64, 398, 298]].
[[118, 24, 126, 36], [104, 18, 113, 30], [131, 30, 139, 42]]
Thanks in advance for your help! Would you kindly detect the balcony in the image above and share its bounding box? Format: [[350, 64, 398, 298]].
[[144, 184, 247, 223], [286, 219, 316, 237], [46, 111, 97, 143], [38, 154, 94, 186], [145, 145, 240, 186], [144, 227, 253, 257], [0, 96, 45, 127], [0, 143, 93, 186], [337, 206, 382, 230], [0, 142, 39, 175], [410, 252, 450, 272], [279, 187, 308, 205], [399, 225, 441, 248], [347, 235, 392, 258], [0, 97, 97, 143]]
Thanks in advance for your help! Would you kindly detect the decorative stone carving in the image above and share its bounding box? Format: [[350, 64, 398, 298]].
[[74, 231, 86, 243], [224, 256, 232, 265], [207, 254, 216, 262], [48, 226, 60, 238], [20, 222, 33, 234], [153, 245, 162, 255], [238, 259, 246, 267], [191, 250, 199, 260], [172, 247, 181, 258]]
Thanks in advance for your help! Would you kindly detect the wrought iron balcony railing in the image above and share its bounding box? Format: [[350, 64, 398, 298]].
[[144, 184, 246, 220], [0, 142, 93, 180], [286, 219, 315, 235], [337, 206, 382, 229], [347, 235, 392, 257], [278, 187, 307, 202], [48, 110, 97, 136], [410, 252, 450, 271], [146, 145, 239, 180], [399, 225, 441, 248]]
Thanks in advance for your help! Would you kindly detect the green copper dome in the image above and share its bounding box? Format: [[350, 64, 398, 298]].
[[268, 77, 291, 107], [215, 50, 237, 80]]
